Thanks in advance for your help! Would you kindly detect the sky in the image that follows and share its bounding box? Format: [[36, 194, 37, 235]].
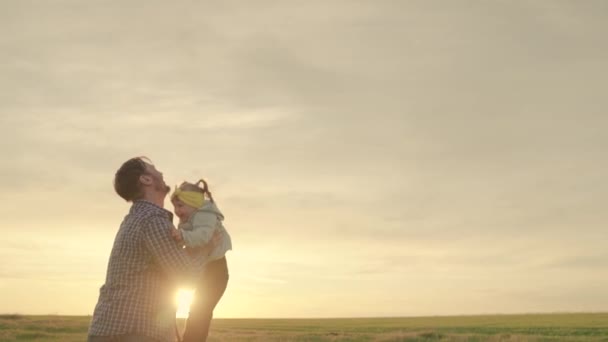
[[0, 0, 607, 318]]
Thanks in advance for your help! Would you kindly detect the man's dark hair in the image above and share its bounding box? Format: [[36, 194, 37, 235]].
[[114, 157, 150, 202]]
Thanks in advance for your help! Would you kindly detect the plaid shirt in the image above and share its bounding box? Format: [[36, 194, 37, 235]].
[[89, 200, 206, 341]]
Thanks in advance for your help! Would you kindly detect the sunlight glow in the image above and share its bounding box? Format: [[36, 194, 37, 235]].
[[175, 288, 195, 319]]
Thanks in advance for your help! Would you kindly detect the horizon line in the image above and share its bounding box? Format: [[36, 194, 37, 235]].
[[3, 311, 607, 320]]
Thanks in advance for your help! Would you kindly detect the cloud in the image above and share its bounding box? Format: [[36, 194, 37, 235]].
[[540, 254, 608, 270], [0, 0, 607, 316]]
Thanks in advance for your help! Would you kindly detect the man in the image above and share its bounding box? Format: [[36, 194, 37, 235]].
[[88, 157, 216, 342]]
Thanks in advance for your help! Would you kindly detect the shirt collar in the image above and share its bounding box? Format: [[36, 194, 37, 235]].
[[132, 199, 174, 221]]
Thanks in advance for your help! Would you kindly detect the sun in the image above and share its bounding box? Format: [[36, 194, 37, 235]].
[[175, 288, 195, 318]]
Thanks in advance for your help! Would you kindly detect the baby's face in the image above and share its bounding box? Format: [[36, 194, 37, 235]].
[[172, 199, 197, 222]]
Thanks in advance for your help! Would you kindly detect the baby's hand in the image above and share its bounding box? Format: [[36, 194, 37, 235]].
[[171, 229, 183, 242]]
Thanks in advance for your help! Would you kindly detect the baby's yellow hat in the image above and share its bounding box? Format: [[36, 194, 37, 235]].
[[172, 187, 204, 208]]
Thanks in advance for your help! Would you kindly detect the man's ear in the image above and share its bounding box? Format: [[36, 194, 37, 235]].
[[139, 174, 153, 185]]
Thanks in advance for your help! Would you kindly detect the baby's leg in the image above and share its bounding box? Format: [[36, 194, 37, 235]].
[[182, 257, 229, 342]]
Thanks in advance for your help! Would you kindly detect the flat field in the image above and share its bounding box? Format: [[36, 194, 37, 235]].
[[1, 313, 607, 341]]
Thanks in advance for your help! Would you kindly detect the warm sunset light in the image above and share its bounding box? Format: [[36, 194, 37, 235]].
[[2, 1, 608, 326], [175, 288, 195, 319]]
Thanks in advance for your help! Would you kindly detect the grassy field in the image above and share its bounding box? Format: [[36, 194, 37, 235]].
[[1, 313, 608, 341]]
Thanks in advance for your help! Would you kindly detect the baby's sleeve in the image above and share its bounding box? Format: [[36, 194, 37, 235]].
[[181, 211, 218, 248]]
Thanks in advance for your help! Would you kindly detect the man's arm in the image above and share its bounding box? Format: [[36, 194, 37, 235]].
[[142, 214, 208, 282]]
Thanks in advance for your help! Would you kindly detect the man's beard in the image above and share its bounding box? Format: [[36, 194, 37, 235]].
[[155, 183, 170, 194], [153, 178, 171, 194]]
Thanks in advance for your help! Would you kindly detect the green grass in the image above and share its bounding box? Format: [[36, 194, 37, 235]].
[[1, 313, 608, 341]]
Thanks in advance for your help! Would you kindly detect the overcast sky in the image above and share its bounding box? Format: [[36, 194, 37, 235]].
[[1, 0, 607, 318]]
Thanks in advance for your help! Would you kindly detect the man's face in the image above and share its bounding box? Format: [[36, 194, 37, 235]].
[[143, 163, 170, 195]]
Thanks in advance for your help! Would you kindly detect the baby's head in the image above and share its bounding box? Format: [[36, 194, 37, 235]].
[[170, 179, 213, 222]]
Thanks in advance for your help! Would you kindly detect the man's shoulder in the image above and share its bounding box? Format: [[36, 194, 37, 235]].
[[121, 202, 173, 235]]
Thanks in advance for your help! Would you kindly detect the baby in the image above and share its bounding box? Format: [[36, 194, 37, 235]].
[[170, 179, 232, 341]]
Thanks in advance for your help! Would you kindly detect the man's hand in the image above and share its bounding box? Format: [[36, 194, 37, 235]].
[[210, 229, 222, 249], [171, 228, 183, 242], [199, 230, 222, 256]]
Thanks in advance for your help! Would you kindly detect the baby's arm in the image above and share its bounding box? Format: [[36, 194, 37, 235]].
[[181, 211, 218, 248]]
